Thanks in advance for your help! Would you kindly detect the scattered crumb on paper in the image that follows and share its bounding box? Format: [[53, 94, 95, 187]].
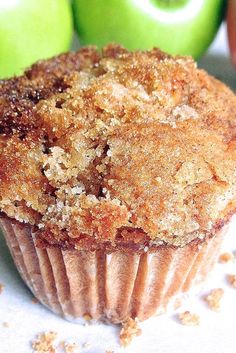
[[32, 331, 57, 353], [204, 288, 224, 311], [178, 311, 200, 326], [218, 252, 234, 263], [120, 318, 142, 347], [227, 274, 236, 288], [0, 283, 4, 295]]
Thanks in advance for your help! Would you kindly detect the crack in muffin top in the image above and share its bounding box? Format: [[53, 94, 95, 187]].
[[1, 44, 236, 250]]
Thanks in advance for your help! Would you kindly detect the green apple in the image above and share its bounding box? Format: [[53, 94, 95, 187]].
[[73, 0, 225, 59], [0, 0, 73, 79]]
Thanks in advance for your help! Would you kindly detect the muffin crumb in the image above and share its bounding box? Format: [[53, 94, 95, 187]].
[[178, 311, 200, 326], [0, 283, 4, 294], [32, 297, 39, 304], [204, 288, 224, 311], [83, 314, 92, 322], [60, 341, 80, 353], [174, 298, 183, 310], [83, 342, 92, 349], [120, 318, 142, 347], [2, 322, 9, 328], [32, 331, 57, 353], [227, 274, 236, 288], [218, 252, 234, 263]]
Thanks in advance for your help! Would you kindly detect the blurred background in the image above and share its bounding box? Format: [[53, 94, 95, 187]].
[[199, 23, 235, 89]]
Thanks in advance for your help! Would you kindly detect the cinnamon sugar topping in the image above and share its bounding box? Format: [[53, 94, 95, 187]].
[[1, 45, 236, 250], [120, 318, 142, 347]]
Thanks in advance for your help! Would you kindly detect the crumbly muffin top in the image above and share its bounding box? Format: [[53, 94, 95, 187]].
[[1, 45, 236, 250]]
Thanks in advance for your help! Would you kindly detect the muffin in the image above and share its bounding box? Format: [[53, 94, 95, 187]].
[[0, 45, 236, 323]]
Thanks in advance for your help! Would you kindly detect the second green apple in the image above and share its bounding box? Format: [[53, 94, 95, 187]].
[[0, 0, 73, 79], [73, 0, 225, 59]]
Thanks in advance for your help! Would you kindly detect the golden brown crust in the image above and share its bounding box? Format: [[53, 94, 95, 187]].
[[1, 45, 236, 250]]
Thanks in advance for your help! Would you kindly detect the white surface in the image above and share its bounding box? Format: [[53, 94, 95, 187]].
[[0, 25, 236, 353]]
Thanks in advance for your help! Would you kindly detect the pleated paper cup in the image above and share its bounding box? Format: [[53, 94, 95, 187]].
[[0, 216, 228, 324]]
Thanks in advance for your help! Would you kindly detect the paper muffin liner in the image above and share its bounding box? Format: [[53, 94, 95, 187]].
[[0, 216, 228, 323]]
